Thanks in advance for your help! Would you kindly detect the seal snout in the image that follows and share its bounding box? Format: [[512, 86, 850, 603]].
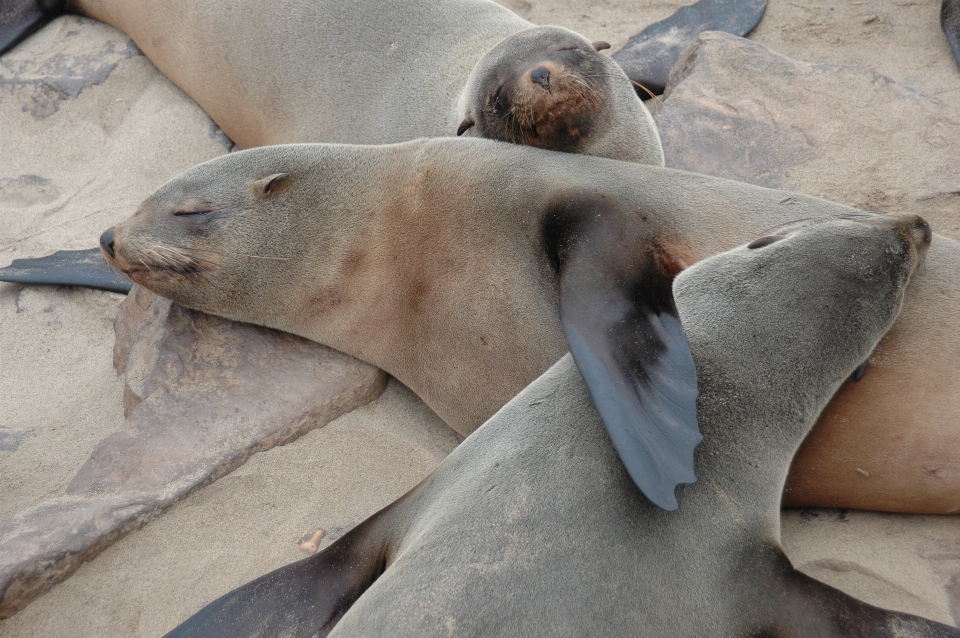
[[100, 228, 116, 259], [917, 218, 933, 248], [886, 214, 933, 256], [530, 65, 551, 91]]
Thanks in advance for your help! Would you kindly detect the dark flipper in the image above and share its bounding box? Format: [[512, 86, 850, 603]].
[[943, 0, 960, 69], [0, 0, 70, 54], [612, 0, 768, 95], [542, 197, 700, 511], [0, 248, 131, 294], [164, 508, 393, 638]]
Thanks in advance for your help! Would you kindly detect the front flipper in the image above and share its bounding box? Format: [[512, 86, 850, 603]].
[[0, 248, 132, 294], [165, 510, 392, 638], [0, 0, 70, 54], [543, 197, 700, 511]]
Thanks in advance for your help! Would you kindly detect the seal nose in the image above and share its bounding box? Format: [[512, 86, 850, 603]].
[[100, 228, 116, 258], [901, 214, 933, 254], [919, 218, 933, 246], [530, 66, 551, 91]]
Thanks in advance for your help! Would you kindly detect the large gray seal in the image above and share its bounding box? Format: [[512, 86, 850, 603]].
[[1, 0, 664, 164], [100, 138, 960, 514], [164, 213, 954, 637]]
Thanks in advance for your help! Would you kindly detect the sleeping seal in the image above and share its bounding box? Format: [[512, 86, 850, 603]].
[[0, 0, 666, 292], [165, 213, 954, 637], [101, 138, 960, 514], [1, 0, 663, 164]]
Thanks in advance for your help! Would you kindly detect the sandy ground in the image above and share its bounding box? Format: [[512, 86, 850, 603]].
[[0, 1, 958, 635]]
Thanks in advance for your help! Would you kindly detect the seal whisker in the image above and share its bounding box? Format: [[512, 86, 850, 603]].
[[582, 72, 661, 104], [158, 245, 227, 263], [239, 254, 293, 261], [145, 248, 178, 268], [151, 246, 197, 270], [155, 244, 225, 266], [154, 244, 210, 267]]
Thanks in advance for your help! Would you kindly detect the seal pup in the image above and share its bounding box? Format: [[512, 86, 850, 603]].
[[165, 214, 954, 638], [101, 138, 960, 514], [0, 0, 664, 164]]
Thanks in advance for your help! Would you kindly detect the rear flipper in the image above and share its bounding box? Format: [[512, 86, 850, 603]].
[[164, 508, 396, 638], [772, 568, 960, 638], [0, 248, 131, 294], [0, 0, 72, 54], [611, 0, 767, 95], [944, 0, 960, 69]]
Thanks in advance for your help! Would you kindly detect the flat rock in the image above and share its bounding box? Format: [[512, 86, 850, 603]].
[[79, 285, 387, 497], [0, 496, 158, 619], [0, 285, 386, 617], [654, 31, 960, 239]]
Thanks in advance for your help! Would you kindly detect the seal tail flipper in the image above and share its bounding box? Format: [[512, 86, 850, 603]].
[[542, 196, 700, 512], [0, 0, 71, 54], [943, 0, 960, 69], [164, 507, 396, 638], [611, 0, 767, 96], [0, 248, 132, 294], [775, 569, 960, 637]]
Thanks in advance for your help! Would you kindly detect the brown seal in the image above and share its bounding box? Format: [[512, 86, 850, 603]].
[[164, 214, 957, 638], [100, 138, 960, 514]]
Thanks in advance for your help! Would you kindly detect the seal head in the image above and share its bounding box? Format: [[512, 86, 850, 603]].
[[456, 26, 664, 165]]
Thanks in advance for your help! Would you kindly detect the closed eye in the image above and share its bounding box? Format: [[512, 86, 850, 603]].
[[174, 209, 213, 217], [491, 84, 504, 107], [747, 235, 785, 249]]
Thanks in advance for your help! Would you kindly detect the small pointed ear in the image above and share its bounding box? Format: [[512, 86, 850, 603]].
[[456, 112, 476, 136], [251, 173, 290, 197], [591, 40, 611, 52], [543, 197, 701, 511]]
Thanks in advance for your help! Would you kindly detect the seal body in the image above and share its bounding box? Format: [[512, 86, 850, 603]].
[[69, 0, 663, 163], [102, 138, 960, 513], [166, 214, 955, 637]]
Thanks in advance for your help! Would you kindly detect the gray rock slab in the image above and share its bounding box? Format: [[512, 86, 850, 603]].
[[654, 31, 960, 240], [75, 285, 387, 497], [0, 496, 158, 619], [0, 286, 387, 618]]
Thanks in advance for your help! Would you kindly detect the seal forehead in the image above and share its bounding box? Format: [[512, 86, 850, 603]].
[[488, 25, 592, 57]]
